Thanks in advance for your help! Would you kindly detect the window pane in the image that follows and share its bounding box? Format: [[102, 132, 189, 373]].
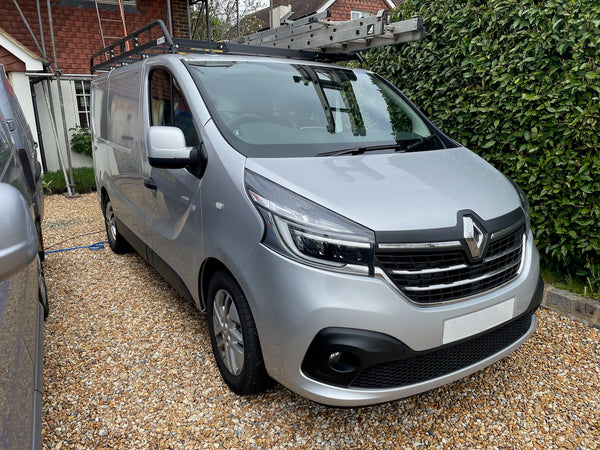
[[150, 69, 172, 126]]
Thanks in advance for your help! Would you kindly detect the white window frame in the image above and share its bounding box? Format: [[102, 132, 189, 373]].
[[72, 79, 92, 128], [350, 10, 374, 20]]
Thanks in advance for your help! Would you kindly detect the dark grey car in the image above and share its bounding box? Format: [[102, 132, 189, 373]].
[[0, 66, 48, 449]]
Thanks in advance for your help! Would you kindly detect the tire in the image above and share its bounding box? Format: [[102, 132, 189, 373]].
[[36, 219, 45, 262], [103, 198, 130, 254], [37, 256, 49, 319], [207, 271, 273, 395]]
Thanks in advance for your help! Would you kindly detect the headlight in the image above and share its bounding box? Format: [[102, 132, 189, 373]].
[[245, 170, 374, 275], [507, 177, 531, 219]]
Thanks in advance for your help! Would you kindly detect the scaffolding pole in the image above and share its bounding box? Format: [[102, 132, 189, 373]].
[[46, 0, 74, 197]]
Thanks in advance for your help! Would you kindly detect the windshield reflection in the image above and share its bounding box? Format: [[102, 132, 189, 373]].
[[189, 61, 436, 157]]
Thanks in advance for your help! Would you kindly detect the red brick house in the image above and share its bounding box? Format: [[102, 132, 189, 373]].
[[0, 0, 190, 172], [252, 0, 399, 30], [0, 0, 400, 173]]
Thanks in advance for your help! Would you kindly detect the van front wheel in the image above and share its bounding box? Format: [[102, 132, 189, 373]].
[[207, 271, 272, 395], [103, 198, 129, 254]]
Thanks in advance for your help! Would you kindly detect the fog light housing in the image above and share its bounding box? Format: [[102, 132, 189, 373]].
[[328, 351, 360, 373]]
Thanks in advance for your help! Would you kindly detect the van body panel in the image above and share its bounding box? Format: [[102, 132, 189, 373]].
[[240, 230, 539, 373], [0, 66, 43, 223], [101, 67, 148, 244], [0, 71, 45, 447], [245, 148, 519, 231]]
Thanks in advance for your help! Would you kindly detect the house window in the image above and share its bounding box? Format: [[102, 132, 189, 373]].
[[75, 80, 91, 128], [350, 10, 374, 20], [59, 0, 137, 11], [73, 0, 136, 6]]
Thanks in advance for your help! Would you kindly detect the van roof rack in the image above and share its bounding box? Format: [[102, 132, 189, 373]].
[[90, 20, 347, 73], [90, 11, 425, 74]]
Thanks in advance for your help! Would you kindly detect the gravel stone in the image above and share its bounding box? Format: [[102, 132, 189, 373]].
[[42, 193, 600, 448]]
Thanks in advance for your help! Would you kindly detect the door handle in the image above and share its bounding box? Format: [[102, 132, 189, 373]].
[[144, 177, 157, 190]]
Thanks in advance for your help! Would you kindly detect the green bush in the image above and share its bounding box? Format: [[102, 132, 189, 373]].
[[69, 126, 92, 158], [42, 167, 96, 194], [364, 0, 600, 291]]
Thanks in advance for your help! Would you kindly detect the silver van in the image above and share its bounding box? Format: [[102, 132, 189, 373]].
[[91, 36, 542, 406], [0, 65, 48, 448]]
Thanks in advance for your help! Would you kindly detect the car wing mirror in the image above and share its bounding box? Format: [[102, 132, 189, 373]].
[[147, 126, 199, 169], [0, 183, 38, 282]]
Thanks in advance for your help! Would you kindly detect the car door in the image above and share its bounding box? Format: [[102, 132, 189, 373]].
[[142, 67, 204, 284]]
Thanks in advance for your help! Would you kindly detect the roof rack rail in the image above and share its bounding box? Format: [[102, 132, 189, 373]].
[[90, 19, 351, 74]]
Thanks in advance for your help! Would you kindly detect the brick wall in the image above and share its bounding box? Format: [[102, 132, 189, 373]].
[[170, 0, 188, 38], [328, 0, 391, 21], [0, 0, 189, 74], [0, 47, 26, 72]]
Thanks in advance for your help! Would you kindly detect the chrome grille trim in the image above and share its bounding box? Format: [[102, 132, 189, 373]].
[[376, 223, 526, 304], [403, 257, 522, 291], [378, 241, 461, 250], [391, 263, 467, 275]]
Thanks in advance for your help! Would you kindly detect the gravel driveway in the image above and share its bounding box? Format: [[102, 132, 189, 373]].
[[41, 193, 599, 449]]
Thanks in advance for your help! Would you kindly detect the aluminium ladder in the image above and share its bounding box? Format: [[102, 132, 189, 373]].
[[230, 10, 425, 54], [94, 0, 130, 51]]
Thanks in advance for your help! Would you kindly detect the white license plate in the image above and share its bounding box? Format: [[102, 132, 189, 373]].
[[442, 298, 515, 344]]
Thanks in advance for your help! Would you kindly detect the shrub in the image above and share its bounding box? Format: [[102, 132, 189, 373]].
[[69, 126, 92, 158], [42, 167, 96, 194], [363, 0, 600, 291]]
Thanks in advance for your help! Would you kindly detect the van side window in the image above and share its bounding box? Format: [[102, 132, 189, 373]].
[[149, 69, 199, 147]]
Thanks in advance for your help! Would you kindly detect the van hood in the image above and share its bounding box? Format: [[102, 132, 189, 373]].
[[245, 148, 521, 232]]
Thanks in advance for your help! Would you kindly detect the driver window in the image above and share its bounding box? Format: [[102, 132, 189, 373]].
[[149, 69, 199, 146]]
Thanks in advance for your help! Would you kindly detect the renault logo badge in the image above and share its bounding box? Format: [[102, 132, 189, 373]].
[[463, 216, 486, 258]]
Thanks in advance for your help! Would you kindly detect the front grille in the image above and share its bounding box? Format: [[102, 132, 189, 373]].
[[351, 313, 532, 389], [376, 224, 525, 304]]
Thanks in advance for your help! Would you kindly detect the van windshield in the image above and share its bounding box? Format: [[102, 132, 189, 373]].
[[188, 60, 439, 158]]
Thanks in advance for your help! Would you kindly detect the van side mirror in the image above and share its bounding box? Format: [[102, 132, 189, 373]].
[[147, 126, 198, 169], [0, 183, 38, 282]]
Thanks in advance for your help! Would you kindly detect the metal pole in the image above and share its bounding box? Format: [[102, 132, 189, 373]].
[[270, 0, 273, 29], [204, 0, 212, 47], [46, 0, 74, 196], [41, 81, 69, 194], [236, 0, 240, 37], [12, 0, 44, 56], [166, 0, 173, 36], [36, 0, 47, 59], [187, 0, 192, 38]]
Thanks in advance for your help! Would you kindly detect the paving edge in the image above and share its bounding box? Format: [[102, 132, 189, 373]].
[[541, 283, 600, 329]]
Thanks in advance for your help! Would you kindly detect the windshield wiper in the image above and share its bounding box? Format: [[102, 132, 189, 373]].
[[316, 135, 439, 157], [316, 143, 407, 157], [404, 134, 438, 152]]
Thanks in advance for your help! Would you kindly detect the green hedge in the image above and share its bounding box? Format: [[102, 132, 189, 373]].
[[42, 167, 96, 194], [364, 0, 600, 290]]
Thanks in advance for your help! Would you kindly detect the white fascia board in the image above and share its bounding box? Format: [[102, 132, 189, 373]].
[[0, 33, 44, 71], [317, 0, 397, 15], [317, 0, 336, 13]]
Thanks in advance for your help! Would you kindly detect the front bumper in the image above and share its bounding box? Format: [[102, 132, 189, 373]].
[[239, 231, 542, 406]]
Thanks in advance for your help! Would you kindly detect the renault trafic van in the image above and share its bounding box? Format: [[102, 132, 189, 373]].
[[91, 36, 543, 407]]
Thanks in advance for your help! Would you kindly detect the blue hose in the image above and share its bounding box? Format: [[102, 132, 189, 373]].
[[45, 241, 108, 255]]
